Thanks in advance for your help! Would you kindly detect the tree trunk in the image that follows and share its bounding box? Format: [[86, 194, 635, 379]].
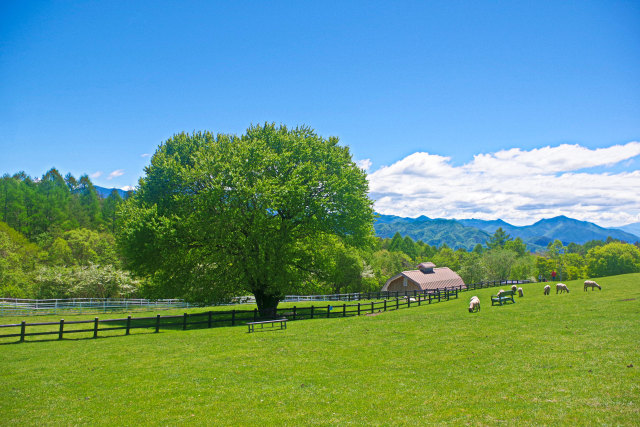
[[253, 287, 281, 318]]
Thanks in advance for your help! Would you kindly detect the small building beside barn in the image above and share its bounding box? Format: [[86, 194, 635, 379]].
[[381, 262, 466, 292]]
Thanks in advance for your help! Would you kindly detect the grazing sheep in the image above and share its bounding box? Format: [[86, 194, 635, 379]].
[[469, 296, 480, 313], [497, 289, 506, 296], [517, 287, 524, 297], [543, 285, 551, 295], [584, 280, 601, 291], [403, 296, 417, 302], [511, 284, 517, 292], [556, 283, 569, 294]]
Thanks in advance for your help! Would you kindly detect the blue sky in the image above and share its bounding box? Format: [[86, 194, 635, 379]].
[[1, 1, 639, 226]]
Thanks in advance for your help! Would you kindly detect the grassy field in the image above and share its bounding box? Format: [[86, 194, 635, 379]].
[[1, 275, 638, 425]]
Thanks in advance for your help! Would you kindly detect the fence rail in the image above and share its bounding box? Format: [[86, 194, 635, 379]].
[[0, 286, 469, 343], [0, 280, 530, 317], [0, 298, 191, 316]]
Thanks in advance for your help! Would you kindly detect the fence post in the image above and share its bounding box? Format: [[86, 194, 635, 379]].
[[126, 316, 132, 335], [396, 297, 399, 310], [311, 305, 314, 319], [371, 301, 374, 313], [418, 294, 421, 306], [231, 310, 236, 326], [343, 304, 346, 317], [59, 319, 65, 340], [327, 305, 331, 318], [208, 311, 212, 328], [156, 314, 161, 333], [357, 303, 361, 316], [20, 321, 26, 342], [293, 306, 297, 321], [384, 300, 387, 311], [93, 317, 99, 338]]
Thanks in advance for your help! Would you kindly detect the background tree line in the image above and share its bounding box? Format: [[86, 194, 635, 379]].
[[2, 167, 639, 301], [0, 170, 137, 298]]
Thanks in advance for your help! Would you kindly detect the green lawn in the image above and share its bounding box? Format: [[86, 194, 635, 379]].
[[1, 275, 638, 425]]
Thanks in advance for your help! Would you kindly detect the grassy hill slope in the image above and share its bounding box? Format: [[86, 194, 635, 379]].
[[1, 275, 638, 425]]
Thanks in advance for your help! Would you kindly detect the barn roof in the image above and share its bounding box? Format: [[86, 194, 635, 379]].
[[382, 264, 465, 291]]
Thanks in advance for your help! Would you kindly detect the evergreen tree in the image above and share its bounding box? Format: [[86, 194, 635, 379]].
[[486, 227, 512, 250], [101, 189, 123, 233]]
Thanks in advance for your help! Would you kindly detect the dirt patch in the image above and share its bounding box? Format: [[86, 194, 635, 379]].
[[365, 311, 385, 317]]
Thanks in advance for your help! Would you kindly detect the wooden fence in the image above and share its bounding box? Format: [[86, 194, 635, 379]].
[[0, 287, 462, 343], [0, 280, 529, 343]]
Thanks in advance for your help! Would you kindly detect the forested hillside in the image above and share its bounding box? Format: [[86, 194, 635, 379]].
[[2, 169, 640, 301], [0, 169, 137, 298]]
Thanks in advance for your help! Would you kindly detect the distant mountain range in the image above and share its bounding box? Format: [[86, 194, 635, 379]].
[[374, 214, 640, 251], [94, 186, 131, 199], [617, 222, 640, 238], [91, 185, 639, 251]]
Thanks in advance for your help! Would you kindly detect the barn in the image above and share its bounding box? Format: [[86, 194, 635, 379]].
[[381, 262, 466, 292]]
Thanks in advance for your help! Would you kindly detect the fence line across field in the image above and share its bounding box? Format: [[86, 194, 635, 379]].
[[282, 280, 529, 302], [0, 280, 530, 317], [0, 286, 464, 343], [0, 280, 530, 343]]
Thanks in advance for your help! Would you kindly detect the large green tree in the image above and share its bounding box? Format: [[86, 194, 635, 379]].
[[117, 124, 374, 315]]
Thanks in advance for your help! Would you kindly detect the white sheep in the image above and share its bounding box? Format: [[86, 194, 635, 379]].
[[556, 283, 569, 294], [543, 284, 550, 295], [517, 287, 523, 297], [584, 280, 601, 291], [469, 296, 480, 313], [511, 284, 517, 292]]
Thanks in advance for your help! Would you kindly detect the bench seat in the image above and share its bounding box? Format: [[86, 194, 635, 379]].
[[247, 318, 288, 333], [491, 290, 516, 306]]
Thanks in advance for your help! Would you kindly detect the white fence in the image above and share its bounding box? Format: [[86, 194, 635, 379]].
[[0, 298, 191, 316], [282, 293, 366, 302]]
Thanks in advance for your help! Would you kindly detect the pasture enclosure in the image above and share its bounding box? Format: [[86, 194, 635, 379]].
[[0, 287, 462, 343], [1, 274, 638, 425]]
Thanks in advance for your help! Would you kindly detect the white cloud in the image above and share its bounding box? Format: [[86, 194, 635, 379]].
[[90, 171, 103, 179], [141, 153, 151, 158], [368, 141, 640, 227], [107, 169, 125, 180], [356, 159, 372, 171], [120, 185, 134, 191]]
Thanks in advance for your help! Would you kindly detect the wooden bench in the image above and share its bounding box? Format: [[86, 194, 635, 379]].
[[247, 318, 288, 333], [491, 290, 516, 306]]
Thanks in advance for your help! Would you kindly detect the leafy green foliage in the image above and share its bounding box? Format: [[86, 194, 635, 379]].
[[586, 242, 640, 277], [118, 124, 375, 314]]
